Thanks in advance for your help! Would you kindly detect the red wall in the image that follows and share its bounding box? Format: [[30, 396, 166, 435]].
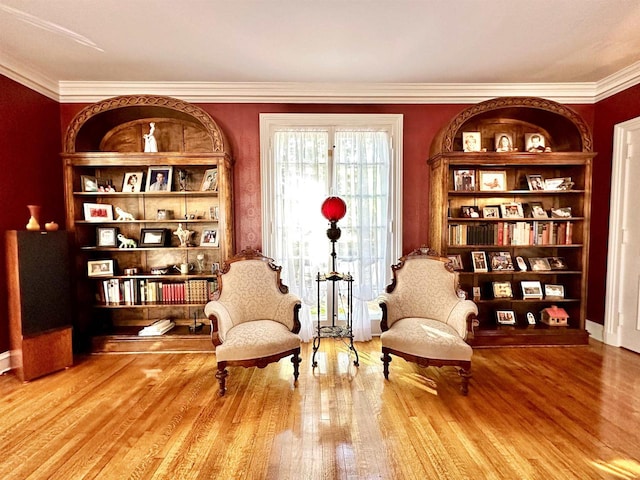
[[0, 76, 63, 352], [589, 84, 640, 325]]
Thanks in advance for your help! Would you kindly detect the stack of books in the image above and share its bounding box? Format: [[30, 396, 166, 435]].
[[138, 319, 175, 336]]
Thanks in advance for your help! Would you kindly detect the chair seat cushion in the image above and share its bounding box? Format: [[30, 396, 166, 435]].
[[216, 320, 301, 362], [380, 317, 472, 361]]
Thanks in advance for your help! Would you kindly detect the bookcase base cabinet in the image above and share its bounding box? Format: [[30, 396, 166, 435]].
[[470, 325, 588, 347]]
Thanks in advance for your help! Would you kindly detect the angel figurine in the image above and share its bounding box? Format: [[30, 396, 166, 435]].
[[173, 223, 193, 247]]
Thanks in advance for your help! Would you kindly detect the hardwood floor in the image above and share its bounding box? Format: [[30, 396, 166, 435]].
[[1, 338, 639, 479]]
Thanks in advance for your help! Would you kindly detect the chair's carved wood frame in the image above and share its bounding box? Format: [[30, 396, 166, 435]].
[[208, 247, 302, 396], [379, 248, 477, 395]]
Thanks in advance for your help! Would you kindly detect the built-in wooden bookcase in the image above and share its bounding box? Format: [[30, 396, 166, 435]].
[[428, 97, 594, 346], [62, 95, 234, 352]]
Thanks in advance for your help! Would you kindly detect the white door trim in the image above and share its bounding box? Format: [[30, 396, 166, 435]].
[[604, 116, 640, 346]]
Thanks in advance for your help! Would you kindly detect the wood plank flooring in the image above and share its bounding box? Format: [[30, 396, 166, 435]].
[[1, 338, 640, 479]]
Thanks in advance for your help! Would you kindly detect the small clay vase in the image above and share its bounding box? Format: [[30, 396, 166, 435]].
[[26, 205, 41, 231]]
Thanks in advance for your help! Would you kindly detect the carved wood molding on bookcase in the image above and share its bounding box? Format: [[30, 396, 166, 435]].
[[63, 94, 229, 154]]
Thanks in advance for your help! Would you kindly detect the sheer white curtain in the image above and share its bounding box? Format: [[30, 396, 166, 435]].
[[334, 130, 390, 341]]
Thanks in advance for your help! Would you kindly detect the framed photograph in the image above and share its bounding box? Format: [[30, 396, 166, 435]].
[[471, 251, 488, 272], [96, 227, 118, 247], [527, 201, 548, 219], [87, 259, 115, 277], [492, 281, 513, 299], [496, 310, 516, 325], [209, 205, 219, 221], [548, 257, 568, 270], [146, 166, 173, 192], [521, 280, 544, 299], [83, 203, 113, 222], [81, 175, 98, 192], [525, 133, 546, 152], [551, 206, 572, 218], [122, 172, 144, 192], [447, 254, 464, 271], [482, 205, 500, 219], [462, 132, 481, 152], [96, 178, 116, 192], [529, 257, 551, 271], [472, 286, 481, 301], [494, 133, 514, 152], [201, 168, 219, 192], [139, 228, 169, 247], [500, 202, 524, 219], [200, 229, 219, 247], [460, 205, 480, 218], [526, 312, 537, 325], [544, 177, 573, 191], [489, 251, 514, 271], [526, 174, 545, 191], [545, 284, 565, 299], [479, 170, 507, 191], [453, 169, 475, 191]]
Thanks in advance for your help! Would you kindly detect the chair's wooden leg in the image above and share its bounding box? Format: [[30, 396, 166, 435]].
[[381, 349, 392, 380], [216, 364, 228, 396], [459, 367, 471, 396], [291, 351, 301, 385]]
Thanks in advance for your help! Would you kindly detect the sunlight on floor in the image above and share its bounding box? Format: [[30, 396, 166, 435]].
[[592, 458, 640, 479]]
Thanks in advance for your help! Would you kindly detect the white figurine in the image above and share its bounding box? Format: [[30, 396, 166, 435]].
[[115, 206, 135, 221], [173, 223, 193, 247], [117, 234, 137, 248], [143, 122, 158, 153]]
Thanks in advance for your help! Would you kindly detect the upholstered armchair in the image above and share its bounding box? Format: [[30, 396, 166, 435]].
[[378, 249, 478, 395], [204, 248, 302, 396]]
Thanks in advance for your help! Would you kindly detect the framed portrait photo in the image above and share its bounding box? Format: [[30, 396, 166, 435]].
[[521, 280, 544, 299], [122, 172, 144, 193], [525, 133, 546, 152], [462, 132, 481, 152], [83, 203, 113, 222], [447, 254, 464, 271], [526, 174, 545, 191], [201, 168, 219, 192], [547, 257, 568, 270], [146, 166, 173, 192], [551, 206, 572, 218], [478, 170, 507, 191], [544, 177, 573, 191], [96, 227, 118, 247], [530, 257, 551, 272], [492, 281, 513, 299], [544, 284, 565, 299], [494, 133, 514, 152], [471, 251, 488, 272], [489, 251, 514, 271], [500, 202, 524, 219], [200, 229, 219, 247], [81, 175, 98, 192], [139, 228, 169, 247], [87, 259, 115, 277], [482, 205, 501, 219], [496, 310, 516, 325], [460, 205, 480, 218], [453, 169, 476, 191]]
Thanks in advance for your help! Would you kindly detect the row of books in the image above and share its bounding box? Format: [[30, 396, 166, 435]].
[[449, 221, 573, 246], [98, 278, 217, 305]]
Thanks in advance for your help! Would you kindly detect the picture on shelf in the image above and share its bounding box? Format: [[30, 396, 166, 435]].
[[470, 251, 488, 272], [525, 133, 546, 152], [544, 177, 574, 191], [460, 205, 480, 218], [87, 259, 115, 277], [447, 254, 464, 271], [122, 172, 144, 192], [478, 170, 507, 191], [526, 174, 545, 191], [209, 205, 219, 221], [551, 206, 572, 218], [525, 201, 548, 218], [500, 202, 524, 219], [96, 178, 116, 193], [83, 203, 113, 222], [521, 280, 544, 299], [496, 310, 516, 325], [545, 284, 565, 299], [200, 229, 219, 247], [526, 312, 537, 325], [529, 257, 551, 271], [201, 168, 219, 192], [492, 281, 513, 298], [96, 227, 118, 247], [453, 169, 475, 191], [482, 205, 501, 219], [472, 286, 481, 301], [548, 257, 568, 270], [462, 132, 481, 152], [81, 175, 98, 192], [489, 251, 514, 271], [139, 228, 169, 247], [494, 133, 514, 152], [146, 166, 173, 192]]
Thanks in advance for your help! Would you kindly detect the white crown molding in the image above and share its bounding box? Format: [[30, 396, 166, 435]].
[[594, 60, 640, 102], [57, 80, 597, 104], [0, 53, 59, 101]]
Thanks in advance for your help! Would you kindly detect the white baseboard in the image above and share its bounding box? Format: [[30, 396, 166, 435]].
[[0, 351, 11, 374], [586, 320, 604, 343]]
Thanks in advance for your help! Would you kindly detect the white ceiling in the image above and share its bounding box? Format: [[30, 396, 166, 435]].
[[1, 0, 640, 103]]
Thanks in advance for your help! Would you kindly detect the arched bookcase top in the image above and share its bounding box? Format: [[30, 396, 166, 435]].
[[63, 95, 230, 155]]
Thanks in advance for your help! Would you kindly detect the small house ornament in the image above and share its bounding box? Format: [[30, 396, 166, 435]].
[[540, 305, 569, 326]]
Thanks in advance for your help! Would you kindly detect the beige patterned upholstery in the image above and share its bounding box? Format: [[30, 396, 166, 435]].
[[204, 248, 302, 396], [378, 249, 478, 395]]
